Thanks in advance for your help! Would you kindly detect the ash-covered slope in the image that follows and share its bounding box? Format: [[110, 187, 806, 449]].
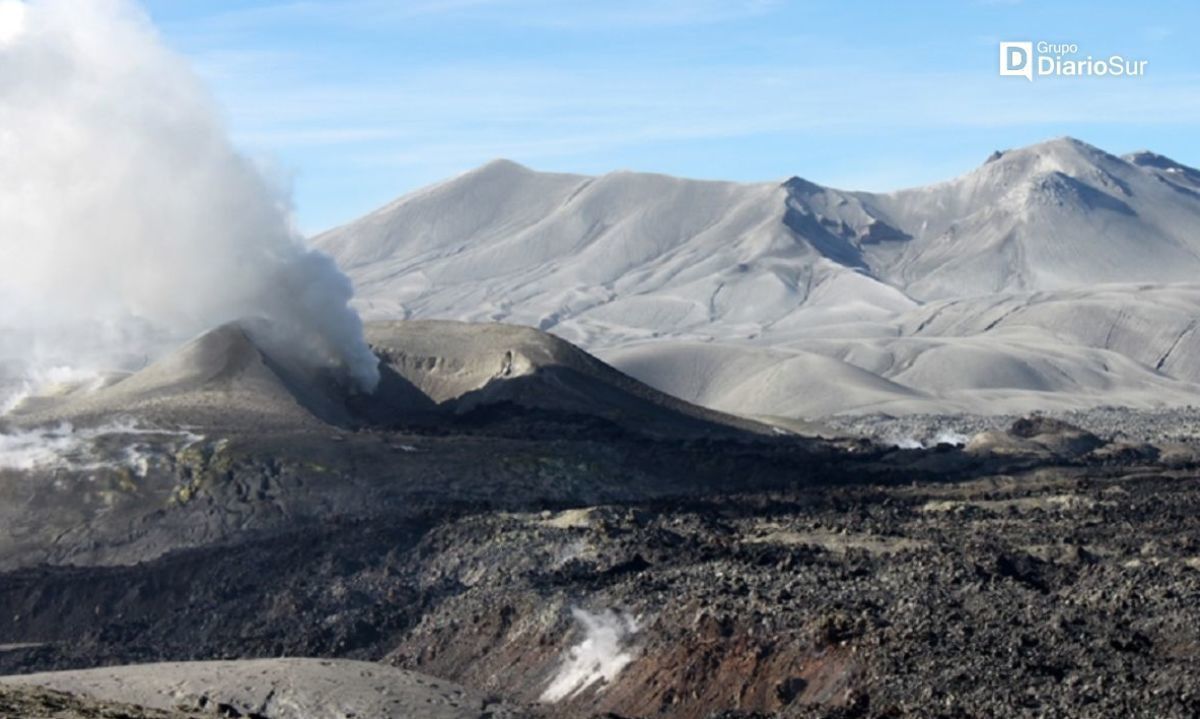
[[7, 319, 762, 437], [362, 320, 767, 436], [316, 139, 1200, 418], [316, 138, 1200, 328], [316, 158, 917, 346], [0, 318, 790, 570], [1, 659, 525, 719], [859, 138, 1200, 299], [6, 323, 352, 430]]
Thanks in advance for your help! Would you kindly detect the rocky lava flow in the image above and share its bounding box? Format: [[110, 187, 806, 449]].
[[381, 463, 1200, 718], [0, 418, 1197, 718], [1, 323, 1198, 717]]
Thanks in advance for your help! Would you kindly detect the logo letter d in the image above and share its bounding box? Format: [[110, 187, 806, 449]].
[[999, 42, 1034, 81]]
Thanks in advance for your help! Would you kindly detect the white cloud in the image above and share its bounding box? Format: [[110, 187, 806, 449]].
[[208, 61, 1200, 166], [181, 0, 785, 34], [0, 0, 26, 45]]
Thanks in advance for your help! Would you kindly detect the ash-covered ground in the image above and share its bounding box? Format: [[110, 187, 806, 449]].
[[0, 685, 206, 719], [825, 406, 1200, 448]]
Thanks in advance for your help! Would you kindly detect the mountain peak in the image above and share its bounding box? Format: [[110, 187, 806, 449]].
[[1123, 149, 1197, 172], [472, 158, 532, 175], [1125, 149, 1167, 165], [781, 176, 825, 194], [1005, 136, 1114, 164], [975, 138, 1092, 172], [1122, 149, 1200, 191], [1039, 135, 1091, 148], [954, 136, 1130, 194], [444, 158, 537, 187]]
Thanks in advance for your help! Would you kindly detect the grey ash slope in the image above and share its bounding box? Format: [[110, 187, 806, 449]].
[[6, 323, 350, 431], [856, 138, 1200, 298], [0, 319, 796, 571], [8, 319, 765, 437], [1, 659, 525, 719], [361, 319, 768, 436], [315, 138, 1200, 418], [319, 158, 914, 340]]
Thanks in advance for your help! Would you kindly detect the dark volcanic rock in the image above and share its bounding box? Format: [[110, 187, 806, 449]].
[[2, 461, 1198, 718], [2, 324, 1200, 718]]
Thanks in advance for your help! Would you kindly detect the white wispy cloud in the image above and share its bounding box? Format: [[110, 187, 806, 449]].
[[211, 60, 1200, 161], [165, 0, 1200, 172], [177, 0, 786, 36]]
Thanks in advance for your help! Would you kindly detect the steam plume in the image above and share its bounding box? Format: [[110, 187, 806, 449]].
[[0, 0, 379, 398], [541, 608, 640, 702]]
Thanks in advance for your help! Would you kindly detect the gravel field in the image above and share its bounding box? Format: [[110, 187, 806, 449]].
[[824, 407, 1200, 447]]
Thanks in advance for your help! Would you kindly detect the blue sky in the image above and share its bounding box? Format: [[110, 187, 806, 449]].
[[141, 0, 1200, 233]]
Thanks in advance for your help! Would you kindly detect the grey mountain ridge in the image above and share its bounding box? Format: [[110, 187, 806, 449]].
[[314, 137, 1200, 418]]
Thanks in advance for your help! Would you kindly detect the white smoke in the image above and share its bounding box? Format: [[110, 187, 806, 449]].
[[0, 365, 107, 416], [891, 436, 924, 450], [0, 420, 202, 473], [541, 608, 640, 703], [0, 1, 23, 43], [890, 430, 970, 450], [933, 430, 969, 447], [0, 0, 379, 398]]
